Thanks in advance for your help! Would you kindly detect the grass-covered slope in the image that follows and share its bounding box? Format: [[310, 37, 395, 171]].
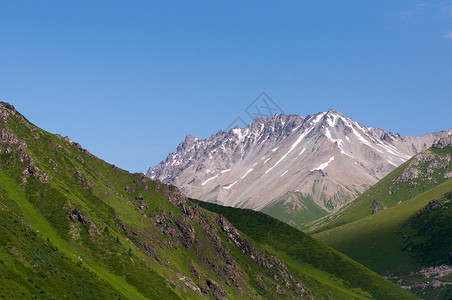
[[307, 146, 452, 234], [314, 179, 452, 275], [260, 191, 329, 226], [0, 102, 416, 299], [401, 191, 452, 267], [193, 199, 418, 299]]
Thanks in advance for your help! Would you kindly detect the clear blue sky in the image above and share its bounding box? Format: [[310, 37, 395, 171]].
[[1, 1, 451, 172]]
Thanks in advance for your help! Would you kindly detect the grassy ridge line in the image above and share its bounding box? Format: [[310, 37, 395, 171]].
[[314, 179, 452, 275], [192, 199, 419, 300]]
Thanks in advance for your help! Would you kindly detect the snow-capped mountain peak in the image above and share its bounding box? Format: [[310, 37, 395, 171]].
[[147, 110, 451, 226]]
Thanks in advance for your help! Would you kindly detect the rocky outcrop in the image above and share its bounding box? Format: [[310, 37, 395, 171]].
[[68, 209, 90, 225], [432, 136, 452, 149], [372, 199, 387, 214], [124, 184, 135, 194], [63, 136, 92, 157], [414, 200, 443, 219], [394, 149, 451, 185], [217, 214, 308, 297], [174, 217, 195, 248], [4, 142, 52, 183], [427, 154, 450, 174], [205, 279, 227, 300], [75, 170, 93, 189], [135, 194, 148, 210], [394, 167, 421, 183], [1, 128, 19, 144], [0, 102, 17, 121]]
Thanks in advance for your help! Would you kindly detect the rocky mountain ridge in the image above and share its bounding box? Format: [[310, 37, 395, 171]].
[[147, 110, 451, 227]]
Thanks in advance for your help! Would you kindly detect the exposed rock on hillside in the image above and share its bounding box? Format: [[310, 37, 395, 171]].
[[372, 200, 387, 214]]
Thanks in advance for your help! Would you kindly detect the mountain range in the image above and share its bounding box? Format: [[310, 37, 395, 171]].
[[147, 110, 451, 227], [0, 102, 418, 299], [3, 101, 451, 299]]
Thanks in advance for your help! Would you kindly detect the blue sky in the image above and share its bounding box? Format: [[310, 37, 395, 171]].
[[1, 1, 451, 172]]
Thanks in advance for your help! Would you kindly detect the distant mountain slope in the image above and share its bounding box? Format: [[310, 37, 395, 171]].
[[192, 199, 418, 300], [260, 191, 329, 225], [147, 110, 451, 228], [312, 179, 452, 299], [314, 179, 452, 274], [0, 102, 415, 299], [307, 143, 452, 234], [308, 143, 452, 299]]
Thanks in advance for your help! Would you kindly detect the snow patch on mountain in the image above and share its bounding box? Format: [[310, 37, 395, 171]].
[[223, 181, 238, 189], [311, 156, 335, 171], [265, 126, 315, 175], [241, 168, 254, 179], [298, 148, 306, 156], [202, 174, 219, 185]]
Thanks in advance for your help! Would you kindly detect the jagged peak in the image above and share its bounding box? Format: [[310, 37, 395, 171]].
[[327, 108, 338, 114], [225, 113, 304, 137], [310, 109, 348, 121], [250, 113, 303, 124], [326, 108, 348, 115], [306, 109, 371, 133], [167, 110, 367, 160], [176, 134, 201, 152], [245, 111, 358, 131]]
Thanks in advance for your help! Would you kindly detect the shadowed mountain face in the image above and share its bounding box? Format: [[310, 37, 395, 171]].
[[147, 110, 451, 227]]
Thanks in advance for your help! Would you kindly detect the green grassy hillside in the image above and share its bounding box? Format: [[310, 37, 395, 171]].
[[307, 146, 452, 234], [193, 199, 418, 299], [314, 180, 452, 274], [401, 191, 452, 267], [313, 180, 452, 299], [260, 191, 329, 226], [0, 102, 417, 299]]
